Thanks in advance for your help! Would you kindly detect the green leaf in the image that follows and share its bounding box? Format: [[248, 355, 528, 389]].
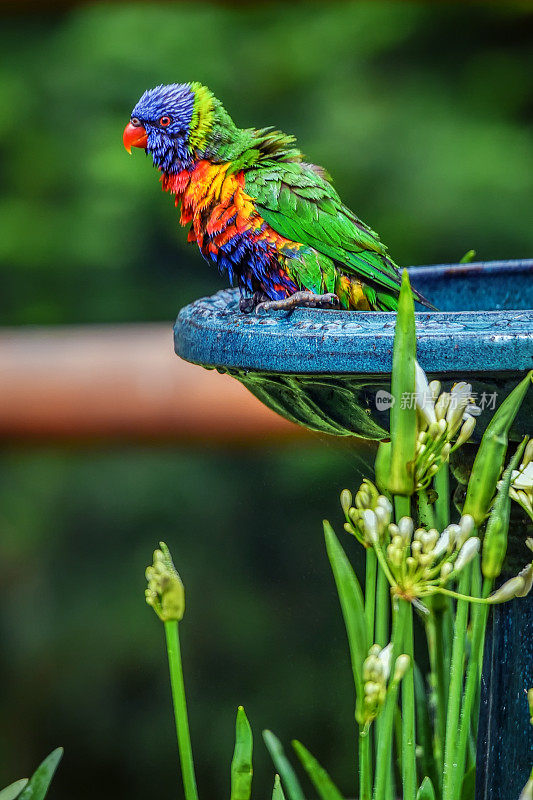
[[463, 371, 531, 525], [263, 731, 305, 800], [389, 269, 417, 495], [272, 775, 286, 800], [18, 749, 63, 800], [292, 740, 344, 800], [459, 250, 476, 264], [230, 706, 253, 800], [0, 780, 28, 800], [417, 776, 436, 800], [323, 521, 367, 711], [460, 767, 476, 800], [482, 436, 528, 579]]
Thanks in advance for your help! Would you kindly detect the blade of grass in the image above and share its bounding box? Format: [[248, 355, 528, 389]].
[[263, 731, 305, 800], [292, 740, 344, 800], [272, 775, 287, 800], [417, 776, 437, 800], [18, 749, 63, 800], [0, 780, 28, 800], [230, 706, 253, 800], [323, 521, 367, 710]]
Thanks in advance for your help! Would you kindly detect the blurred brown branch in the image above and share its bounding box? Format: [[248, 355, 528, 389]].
[[0, 323, 308, 443]]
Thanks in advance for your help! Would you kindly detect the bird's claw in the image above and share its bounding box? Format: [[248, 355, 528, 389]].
[[255, 292, 340, 314]]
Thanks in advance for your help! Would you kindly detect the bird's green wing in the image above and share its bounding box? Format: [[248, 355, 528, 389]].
[[245, 161, 402, 296]]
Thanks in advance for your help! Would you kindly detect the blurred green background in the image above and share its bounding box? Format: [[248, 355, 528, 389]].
[[0, 1, 532, 798]]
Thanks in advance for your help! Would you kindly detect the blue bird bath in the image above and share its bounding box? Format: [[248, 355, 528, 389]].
[[175, 260, 533, 441], [175, 259, 533, 800]]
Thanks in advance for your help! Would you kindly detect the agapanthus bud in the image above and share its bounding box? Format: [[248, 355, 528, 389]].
[[454, 415, 477, 450], [523, 440, 533, 469], [459, 514, 475, 541], [340, 489, 352, 516], [488, 576, 525, 604], [145, 542, 185, 622], [429, 380, 441, 401], [363, 509, 380, 545], [393, 654, 411, 682], [440, 562, 453, 581], [516, 563, 533, 597], [398, 516, 414, 543], [433, 528, 453, 560], [435, 392, 451, 421], [454, 537, 480, 572], [447, 523, 462, 547], [378, 642, 393, 681]]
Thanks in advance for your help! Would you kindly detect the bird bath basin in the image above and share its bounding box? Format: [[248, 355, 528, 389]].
[[175, 260, 533, 441], [175, 259, 533, 800]]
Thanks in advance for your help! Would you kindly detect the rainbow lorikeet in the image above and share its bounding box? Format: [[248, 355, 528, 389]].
[[123, 82, 434, 313]]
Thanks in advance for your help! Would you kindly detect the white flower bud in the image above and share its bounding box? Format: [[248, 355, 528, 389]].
[[454, 415, 477, 449], [363, 509, 379, 545], [433, 529, 452, 559], [440, 562, 453, 581], [375, 505, 390, 531], [378, 643, 393, 681], [435, 392, 451, 421], [522, 439, 533, 470], [398, 516, 414, 543], [393, 654, 411, 682], [488, 576, 526, 604], [516, 563, 533, 597], [454, 537, 481, 571], [459, 514, 475, 541], [429, 380, 441, 401], [376, 495, 393, 516]]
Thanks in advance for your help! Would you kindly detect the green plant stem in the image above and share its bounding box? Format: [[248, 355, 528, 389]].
[[375, 565, 390, 648], [401, 601, 416, 800], [365, 548, 377, 646], [452, 574, 492, 800], [418, 489, 436, 529], [164, 621, 199, 800], [374, 564, 392, 800], [431, 606, 449, 773], [434, 463, 450, 530], [359, 727, 372, 800], [374, 598, 409, 800], [442, 565, 472, 800], [394, 495, 411, 523]]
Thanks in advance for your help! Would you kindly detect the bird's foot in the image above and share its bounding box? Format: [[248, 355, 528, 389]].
[[255, 291, 340, 314]]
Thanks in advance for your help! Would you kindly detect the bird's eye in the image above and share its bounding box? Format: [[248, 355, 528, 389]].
[[130, 117, 141, 127], [159, 115, 172, 127]]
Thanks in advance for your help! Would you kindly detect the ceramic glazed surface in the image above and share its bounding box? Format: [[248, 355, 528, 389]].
[[175, 260, 533, 440]]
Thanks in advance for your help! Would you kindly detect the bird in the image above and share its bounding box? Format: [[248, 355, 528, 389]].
[[123, 82, 434, 313]]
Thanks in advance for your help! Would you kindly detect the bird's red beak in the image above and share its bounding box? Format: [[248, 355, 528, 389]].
[[123, 121, 148, 153]]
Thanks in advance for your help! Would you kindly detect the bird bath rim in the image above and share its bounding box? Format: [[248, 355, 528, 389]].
[[174, 260, 533, 376]]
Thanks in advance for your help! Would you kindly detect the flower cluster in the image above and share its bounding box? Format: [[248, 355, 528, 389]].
[[341, 481, 479, 604], [384, 515, 478, 602], [362, 643, 410, 729], [503, 439, 533, 522], [145, 542, 185, 622], [341, 480, 392, 547], [414, 363, 481, 489]]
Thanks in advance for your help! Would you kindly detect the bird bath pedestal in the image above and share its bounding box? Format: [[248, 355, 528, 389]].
[[175, 260, 533, 799]]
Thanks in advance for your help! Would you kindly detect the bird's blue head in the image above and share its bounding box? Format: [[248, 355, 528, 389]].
[[123, 82, 215, 174]]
